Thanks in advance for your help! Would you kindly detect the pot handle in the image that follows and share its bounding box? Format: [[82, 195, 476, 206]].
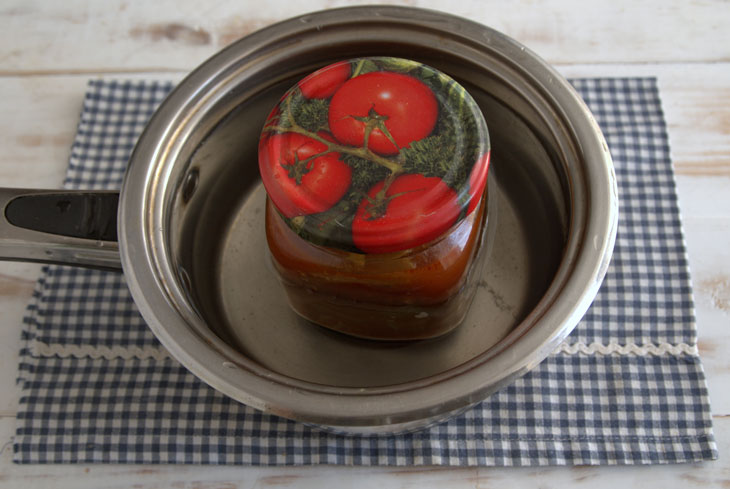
[[0, 188, 122, 270]]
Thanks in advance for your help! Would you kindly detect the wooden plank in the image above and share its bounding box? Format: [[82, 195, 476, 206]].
[[0, 262, 41, 417], [0, 76, 86, 187], [0, 0, 728, 75], [0, 73, 183, 187], [682, 217, 730, 414], [558, 63, 730, 178]]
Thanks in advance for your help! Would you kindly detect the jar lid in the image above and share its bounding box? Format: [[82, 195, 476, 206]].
[[258, 57, 490, 254]]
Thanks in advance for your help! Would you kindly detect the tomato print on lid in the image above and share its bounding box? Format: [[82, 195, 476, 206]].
[[258, 57, 490, 254]]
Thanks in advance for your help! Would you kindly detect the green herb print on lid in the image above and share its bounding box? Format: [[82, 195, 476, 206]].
[[258, 57, 490, 254]]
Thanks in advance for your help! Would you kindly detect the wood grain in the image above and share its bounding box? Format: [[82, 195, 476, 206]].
[[0, 262, 42, 417], [0, 0, 728, 74], [681, 217, 730, 414], [559, 63, 730, 178], [0, 77, 83, 186]]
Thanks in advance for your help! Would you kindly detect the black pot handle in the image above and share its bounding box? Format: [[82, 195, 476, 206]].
[[0, 188, 122, 270]]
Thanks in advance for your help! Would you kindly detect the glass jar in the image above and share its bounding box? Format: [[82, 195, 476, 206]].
[[258, 57, 490, 340]]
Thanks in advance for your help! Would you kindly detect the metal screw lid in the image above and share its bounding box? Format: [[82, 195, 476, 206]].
[[259, 56, 490, 254]]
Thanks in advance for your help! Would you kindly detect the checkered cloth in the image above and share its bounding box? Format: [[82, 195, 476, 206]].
[[14, 78, 718, 465]]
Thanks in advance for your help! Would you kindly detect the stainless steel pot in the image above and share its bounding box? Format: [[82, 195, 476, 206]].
[[0, 6, 617, 433]]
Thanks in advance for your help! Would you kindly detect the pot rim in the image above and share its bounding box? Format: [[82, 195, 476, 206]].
[[119, 5, 618, 432]]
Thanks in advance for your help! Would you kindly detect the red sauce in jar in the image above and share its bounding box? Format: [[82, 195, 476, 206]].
[[265, 193, 488, 339]]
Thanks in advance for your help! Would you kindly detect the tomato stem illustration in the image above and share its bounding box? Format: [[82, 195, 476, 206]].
[[361, 186, 418, 221], [265, 123, 404, 176], [262, 76, 432, 213], [355, 107, 400, 155], [351, 59, 366, 78], [281, 152, 314, 185]]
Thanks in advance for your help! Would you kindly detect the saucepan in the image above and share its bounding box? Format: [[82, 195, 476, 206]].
[[0, 6, 617, 433]]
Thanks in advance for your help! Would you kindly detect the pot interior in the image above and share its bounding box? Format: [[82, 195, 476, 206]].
[[167, 31, 574, 389]]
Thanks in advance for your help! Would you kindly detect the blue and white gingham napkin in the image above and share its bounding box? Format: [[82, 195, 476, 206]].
[[14, 78, 718, 465]]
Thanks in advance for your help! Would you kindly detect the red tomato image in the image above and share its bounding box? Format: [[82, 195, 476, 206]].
[[352, 174, 460, 253], [328, 72, 438, 155], [467, 151, 490, 215], [298, 61, 351, 99], [259, 132, 352, 218]]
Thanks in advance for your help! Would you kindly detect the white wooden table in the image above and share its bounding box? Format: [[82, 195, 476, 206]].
[[1, 1, 728, 486]]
